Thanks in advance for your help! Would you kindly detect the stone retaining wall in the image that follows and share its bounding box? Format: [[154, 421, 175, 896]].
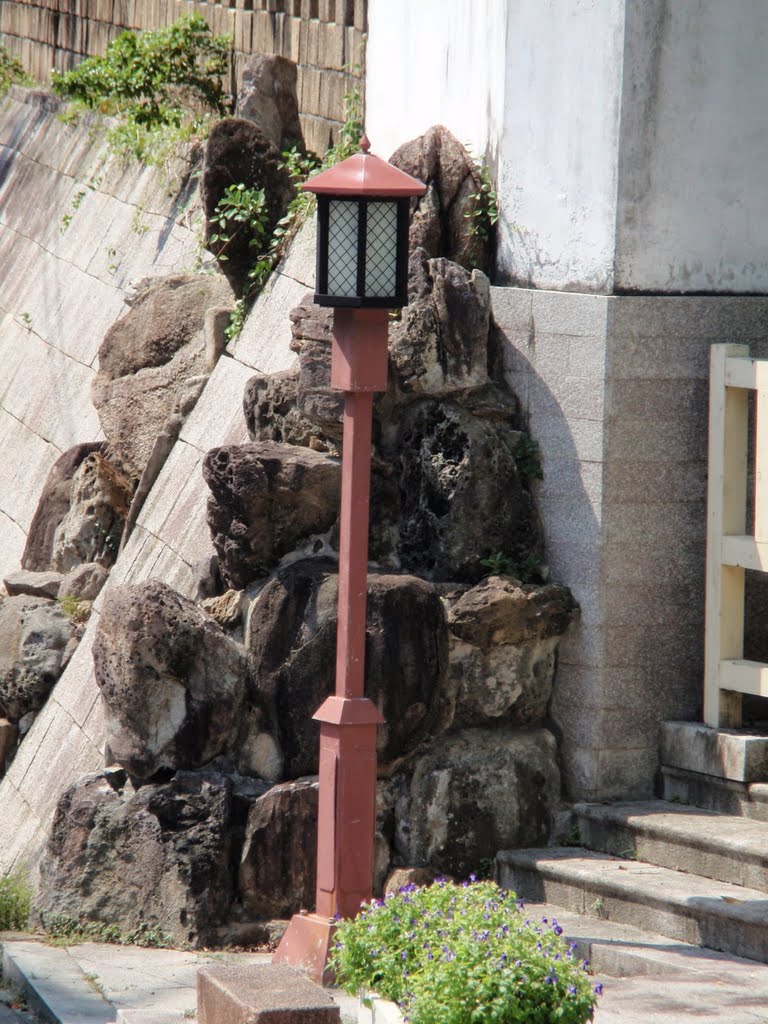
[[0, 0, 366, 154]]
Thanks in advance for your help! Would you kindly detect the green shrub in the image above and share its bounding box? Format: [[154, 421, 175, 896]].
[[0, 873, 31, 931], [51, 14, 230, 160], [0, 44, 33, 95], [331, 879, 601, 1024]]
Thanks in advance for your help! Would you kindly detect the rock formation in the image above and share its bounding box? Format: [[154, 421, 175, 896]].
[[25, 124, 577, 948]]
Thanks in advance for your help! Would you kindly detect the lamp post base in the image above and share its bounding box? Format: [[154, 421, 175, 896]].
[[272, 912, 338, 986]]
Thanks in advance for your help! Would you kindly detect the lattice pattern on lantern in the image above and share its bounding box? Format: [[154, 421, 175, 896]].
[[328, 200, 359, 297], [364, 201, 398, 298]]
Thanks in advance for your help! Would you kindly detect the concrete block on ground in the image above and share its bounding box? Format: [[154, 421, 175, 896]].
[[661, 721, 768, 783], [197, 963, 340, 1024]]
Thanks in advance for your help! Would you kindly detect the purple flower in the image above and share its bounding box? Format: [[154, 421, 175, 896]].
[[567, 985, 576, 996], [469, 872, 478, 882], [517, 899, 525, 911], [553, 924, 563, 936], [594, 982, 604, 996], [581, 960, 589, 971]]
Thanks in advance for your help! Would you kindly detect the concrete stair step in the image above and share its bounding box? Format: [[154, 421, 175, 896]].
[[573, 799, 768, 890], [495, 847, 768, 964], [521, 900, 768, 980]]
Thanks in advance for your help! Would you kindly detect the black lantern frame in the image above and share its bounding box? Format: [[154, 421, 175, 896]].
[[314, 195, 411, 309]]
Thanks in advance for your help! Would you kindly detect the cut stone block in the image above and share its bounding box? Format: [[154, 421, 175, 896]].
[[197, 963, 340, 1024], [661, 721, 768, 783], [661, 765, 768, 822]]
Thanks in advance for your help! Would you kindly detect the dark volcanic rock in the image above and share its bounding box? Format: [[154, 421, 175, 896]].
[[393, 401, 534, 582], [203, 443, 341, 589], [243, 370, 316, 447], [202, 119, 294, 295], [239, 776, 318, 919], [93, 580, 246, 781], [390, 126, 491, 273], [36, 770, 234, 947], [289, 299, 344, 435], [389, 252, 492, 399], [236, 53, 303, 152], [21, 443, 104, 571], [393, 727, 560, 878], [0, 596, 80, 722], [247, 560, 452, 778]]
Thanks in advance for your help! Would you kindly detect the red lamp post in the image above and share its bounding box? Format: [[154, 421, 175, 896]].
[[273, 137, 426, 983]]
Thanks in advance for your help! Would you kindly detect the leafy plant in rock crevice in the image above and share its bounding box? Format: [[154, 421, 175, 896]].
[[222, 86, 362, 343], [465, 154, 499, 243]]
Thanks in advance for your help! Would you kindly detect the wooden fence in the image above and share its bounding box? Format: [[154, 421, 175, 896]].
[[704, 343, 768, 726]]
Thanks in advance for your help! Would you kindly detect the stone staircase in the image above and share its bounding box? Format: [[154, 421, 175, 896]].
[[494, 722, 768, 973]]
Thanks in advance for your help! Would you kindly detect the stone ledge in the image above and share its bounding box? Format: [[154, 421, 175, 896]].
[[661, 721, 768, 783], [197, 963, 340, 1024]]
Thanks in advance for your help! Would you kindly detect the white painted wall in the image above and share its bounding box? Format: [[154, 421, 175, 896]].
[[615, 1, 768, 293], [497, 0, 626, 291], [366, 0, 508, 163], [367, 0, 768, 295]]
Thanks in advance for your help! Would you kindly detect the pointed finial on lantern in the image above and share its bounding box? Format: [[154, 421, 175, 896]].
[[360, 133, 371, 154]]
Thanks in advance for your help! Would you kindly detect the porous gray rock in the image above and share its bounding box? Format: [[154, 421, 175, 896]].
[[202, 119, 294, 295], [239, 777, 318, 919], [247, 560, 452, 778], [390, 126, 491, 273], [288, 299, 344, 435], [392, 401, 535, 582], [93, 580, 247, 781], [235, 53, 304, 152], [243, 370, 317, 448], [36, 770, 234, 948], [393, 727, 560, 879], [0, 596, 80, 722], [21, 442, 104, 572], [203, 443, 341, 589], [59, 562, 109, 601], [389, 252, 492, 399], [3, 570, 63, 599], [92, 275, 233, 482], [50, 452, 133, 573]]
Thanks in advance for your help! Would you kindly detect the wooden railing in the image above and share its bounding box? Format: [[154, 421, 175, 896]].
[[704, 343, 768, 726]]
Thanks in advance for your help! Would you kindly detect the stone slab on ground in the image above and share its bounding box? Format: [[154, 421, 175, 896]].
[[661, 720, 768, 783], [2, 940, 115, 1024], [197, 962, 339, 1024], [5, 932, 768, 1023]]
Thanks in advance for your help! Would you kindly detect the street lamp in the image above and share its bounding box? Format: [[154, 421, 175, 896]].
[[273, 135, 426, 983]]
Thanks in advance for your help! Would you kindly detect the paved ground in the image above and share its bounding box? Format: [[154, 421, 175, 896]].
[[3, 931, 768, 1023]]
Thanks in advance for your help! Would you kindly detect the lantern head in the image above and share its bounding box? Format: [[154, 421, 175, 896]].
[[302, 135, 427, 309]]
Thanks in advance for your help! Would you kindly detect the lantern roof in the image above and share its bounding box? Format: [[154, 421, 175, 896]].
[[302, 134, 427, 198]]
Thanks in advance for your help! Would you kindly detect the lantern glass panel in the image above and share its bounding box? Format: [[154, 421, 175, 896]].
[[364, 201, 398, 298], [328, 200, 359, 297]]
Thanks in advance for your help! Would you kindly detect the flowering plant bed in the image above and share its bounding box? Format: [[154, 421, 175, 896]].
[[331, 878, 602, 1024]]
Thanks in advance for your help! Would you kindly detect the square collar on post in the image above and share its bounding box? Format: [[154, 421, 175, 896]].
[[303, 134, 427, 310]]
